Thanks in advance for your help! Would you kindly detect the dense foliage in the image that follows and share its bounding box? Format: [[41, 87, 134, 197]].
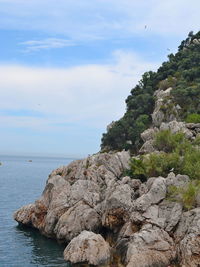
[[168, 181, 200, 210], [127, 130, 200, 181], [101, 31, 200, 152]]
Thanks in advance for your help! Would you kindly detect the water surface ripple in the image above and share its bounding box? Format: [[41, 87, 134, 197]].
[[0, 155, 73, 267]]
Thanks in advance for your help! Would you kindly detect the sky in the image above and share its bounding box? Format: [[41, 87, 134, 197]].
[[0, 0, 199, 158]]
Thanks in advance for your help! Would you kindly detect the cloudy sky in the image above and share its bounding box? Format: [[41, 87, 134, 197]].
[[0, 0, 199, 157]]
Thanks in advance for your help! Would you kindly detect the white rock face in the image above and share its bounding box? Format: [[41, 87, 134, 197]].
[[160, 120, 193, 139], [64, 231, 111, 266], [152, 87, 180, 127], [141, 128, 159, 142]]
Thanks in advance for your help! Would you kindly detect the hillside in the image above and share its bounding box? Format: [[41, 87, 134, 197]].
[[101, 31, 200, 153], [14, 32, 200, 267]]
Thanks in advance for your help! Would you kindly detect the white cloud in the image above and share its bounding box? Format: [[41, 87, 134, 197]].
[[20, 38, 76, 52], [0, 0, 199, 40], [0, 51, 160, 131]]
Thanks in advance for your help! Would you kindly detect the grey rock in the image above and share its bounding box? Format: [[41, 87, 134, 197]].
[[160, 120, 193, 139], [175, 208, 200, 267], [69, 180, 101, 207], [126, 227, 176, 267], [64, 231, 111, 266], [54, 201, 101, 242], [102, 183, 132, 229], [154, 87, 173, 99], [152, 88, 180, 127], [141, 128, 159, 142], [159, 200, 183, 232], [139, 139, 156, 154], [14, 203, 35, 226], [166, 173, 190, 189], [134, 177, 166, 211]]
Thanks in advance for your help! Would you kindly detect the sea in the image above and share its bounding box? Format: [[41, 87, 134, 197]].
[[0, 155, 75, 267]]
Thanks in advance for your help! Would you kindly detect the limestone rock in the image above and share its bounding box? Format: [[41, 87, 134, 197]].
[[54, 201, 101, 242], [126, 226, 176, 267], [14, 151, 130, 239], [152, 88, 180, 127], [175, 208, 200, 267], [158, 200, 183, 232], [141, 128, 159, 142], [160, 120, 193, 139], [13, 203, 35, 226], [64, 231, 111, 266], [166, 172, 190, 189], [134, 177, 166, 212], [102, 183, 132, 229]]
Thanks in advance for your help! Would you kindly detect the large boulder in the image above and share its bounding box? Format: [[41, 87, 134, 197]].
[[160, 120, 193, 139], [54, 201, 101, 242], [102, 183, 133, 230], [133, 177, 167, 212], [126, 225, 176, 267], [14, 203, 35, 226], [152, 88, 180, 127], [175, 208, 200, 267], [64, 231, 111, 266], [14, 151, 130, 239]]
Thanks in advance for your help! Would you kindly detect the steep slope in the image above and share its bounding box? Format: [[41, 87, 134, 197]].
[[101, 31, 200, 153], [14, 31, 200, 267]]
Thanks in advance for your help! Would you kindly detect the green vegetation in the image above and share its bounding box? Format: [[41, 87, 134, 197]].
[[127, 130, 200, 181], [101, 31, 200, 152], [185, 113, 200, 123], [154, 130, 186, 153], [168, 181, 200, 210]]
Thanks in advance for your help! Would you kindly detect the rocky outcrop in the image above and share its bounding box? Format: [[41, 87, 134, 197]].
[[14, 152, 200, 266], [64, 231, 111, 266], [126, 226, 175, 267], [175, 208, 200, 267], [152, 87, 181, 127], [14, 104, 200, 267]]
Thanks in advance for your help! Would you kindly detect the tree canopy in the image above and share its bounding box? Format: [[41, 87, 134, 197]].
[[101, 31, 200, 152]]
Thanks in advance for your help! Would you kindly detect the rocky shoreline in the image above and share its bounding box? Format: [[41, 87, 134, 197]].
[[14, 86, 200, 266], [14, 149, 200, 266]]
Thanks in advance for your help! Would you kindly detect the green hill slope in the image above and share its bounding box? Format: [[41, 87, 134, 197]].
[[101, 31, 200, 153]]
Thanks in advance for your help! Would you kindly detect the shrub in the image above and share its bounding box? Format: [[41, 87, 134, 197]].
[[168, 180, 200, 210], [154, 130, 186, 153], [127, 130, 200, 180], [185, 113, 200, 123], [158, 76, 177, 90], [193, 135, 200, 146], [143, 152, 181, 178], [182, 147, 200, 180], [126, 157, 147, 182]]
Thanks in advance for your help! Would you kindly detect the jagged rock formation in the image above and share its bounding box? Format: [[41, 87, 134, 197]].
[[14, 31, 200, 266], [139, 86, 200, 155], [64, 231, 111, 266], [14, 87, 200, 267], [14, 146, 200, 266]]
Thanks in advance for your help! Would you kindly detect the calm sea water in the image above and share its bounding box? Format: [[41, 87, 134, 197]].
[[0, 155, 75, 267]]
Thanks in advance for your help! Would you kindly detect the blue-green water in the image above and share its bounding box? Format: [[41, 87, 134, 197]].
[[0, 155, 74, 267]]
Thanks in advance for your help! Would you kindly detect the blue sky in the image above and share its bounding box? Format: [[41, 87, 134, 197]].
[[0, 0, 199, 157]]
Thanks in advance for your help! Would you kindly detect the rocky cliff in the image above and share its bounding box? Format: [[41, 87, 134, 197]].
[[14, 85, 200, 267], [14, 31, 200, 266]]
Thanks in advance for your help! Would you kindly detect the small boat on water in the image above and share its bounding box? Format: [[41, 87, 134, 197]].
[[27, 160, 32, 162]]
